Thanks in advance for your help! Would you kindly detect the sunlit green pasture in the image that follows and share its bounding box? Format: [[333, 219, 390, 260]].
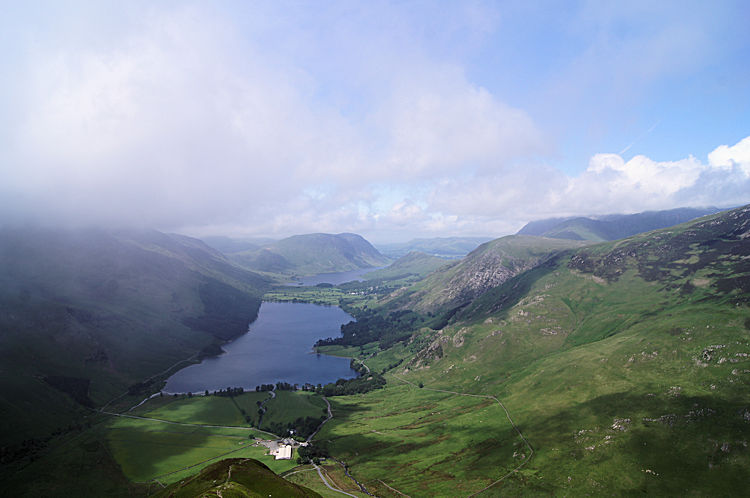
[[105, 391, 324, 485], [264, 286, 350, 306], [317, 382, 523, 497]]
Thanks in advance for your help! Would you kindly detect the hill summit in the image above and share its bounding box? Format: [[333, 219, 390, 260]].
[[518, 206, 722, 241], [227, 232, 391, 276]]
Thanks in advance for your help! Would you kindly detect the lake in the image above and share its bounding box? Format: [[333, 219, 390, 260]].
[[164, 302, 356, 393], [287, 267, 381, 286]]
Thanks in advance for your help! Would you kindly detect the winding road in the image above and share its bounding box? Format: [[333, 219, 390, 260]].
[[313, 463, 359, 497], [307, 396, 333, 442]]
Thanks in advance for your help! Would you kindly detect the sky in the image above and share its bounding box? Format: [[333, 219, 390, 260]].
[[1, 0, 749, 243]]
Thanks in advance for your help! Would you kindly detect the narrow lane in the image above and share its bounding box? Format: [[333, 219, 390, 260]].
[[313, 463, 359, 497]]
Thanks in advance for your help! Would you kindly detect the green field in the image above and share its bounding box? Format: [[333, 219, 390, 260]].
[[104, 391, 332, 485], [317, 381, 524, 496], [264, 286, 350, 306], [334, 262, 750, 494], [262, 390, 328, 432]]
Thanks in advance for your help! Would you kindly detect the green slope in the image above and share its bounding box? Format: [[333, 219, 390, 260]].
[[0, 227, 268, 447], [362, 251, 450, 281], [389, 235, 587, 314], [153, 458, 321, 497], [315, 205, 750, 495]]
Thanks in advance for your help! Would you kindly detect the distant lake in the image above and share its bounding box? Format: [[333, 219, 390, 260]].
[[164, 302, 356, 393], [287, 267, 381, 286]]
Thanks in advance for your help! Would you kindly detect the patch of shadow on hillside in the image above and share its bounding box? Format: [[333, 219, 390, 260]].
[[105, 420, 226, 483], [518, 391, 750, 494]]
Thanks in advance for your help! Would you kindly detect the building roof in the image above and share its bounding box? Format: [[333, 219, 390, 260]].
[[274, 444, 292, 460]]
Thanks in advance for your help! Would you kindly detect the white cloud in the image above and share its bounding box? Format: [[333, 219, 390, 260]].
[[571, 153, 704, 200], [0, 3, 747, 242], [376, 67, 544, 180], [708, 136, 750, 176], [0, 4, 547, 236], [410, 136, 750, 237]]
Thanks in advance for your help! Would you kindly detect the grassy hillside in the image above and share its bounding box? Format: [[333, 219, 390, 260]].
[[0, 227, 268, 450], [387, 235, 587, 314], [362, 251, 450, 281], [518, 206, 722, 241], [313, 205, 750, 495], [229, 232, 391, 277], [153, 458, 321, 497]]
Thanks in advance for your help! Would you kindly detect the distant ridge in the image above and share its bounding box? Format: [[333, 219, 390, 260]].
[[377, 236, 492, 259], [518, 206, 723, 241], [227, 232, 391, 276]]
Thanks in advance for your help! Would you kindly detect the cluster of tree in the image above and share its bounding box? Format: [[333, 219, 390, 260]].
[[210, 387, 245, 397], [316, 308, 430, 349], [349, 358, 368, 375], [339, 279, 403, 297], [296, 442, 330, 465], [380, 358, 403, 374], [316, 372, 386, 397], [263, 415, 326, 439], [255, 382, 300, 392], [275, 381, 297, 391]]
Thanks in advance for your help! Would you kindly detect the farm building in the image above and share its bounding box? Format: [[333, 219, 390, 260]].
[[272, 444, 292, 460]]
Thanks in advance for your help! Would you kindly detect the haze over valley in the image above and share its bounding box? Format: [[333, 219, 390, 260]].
[[2, 1, 750, 496]]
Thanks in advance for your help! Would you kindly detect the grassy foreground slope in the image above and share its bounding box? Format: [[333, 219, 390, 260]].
[[153, 458, 321, 497], [316, 205, 750, 495]]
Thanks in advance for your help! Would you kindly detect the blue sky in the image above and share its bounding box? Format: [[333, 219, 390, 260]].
[[1, 0, 748, 242]]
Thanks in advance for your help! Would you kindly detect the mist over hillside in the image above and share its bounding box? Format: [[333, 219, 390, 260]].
[[0, 227, 267, 446], [2, 1, 750, 495]]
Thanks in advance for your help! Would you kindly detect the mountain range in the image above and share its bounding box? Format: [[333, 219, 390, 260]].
[[315, 204, 750, 495], [518, 206, 723, 241], [2, 205, 749, 495]]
